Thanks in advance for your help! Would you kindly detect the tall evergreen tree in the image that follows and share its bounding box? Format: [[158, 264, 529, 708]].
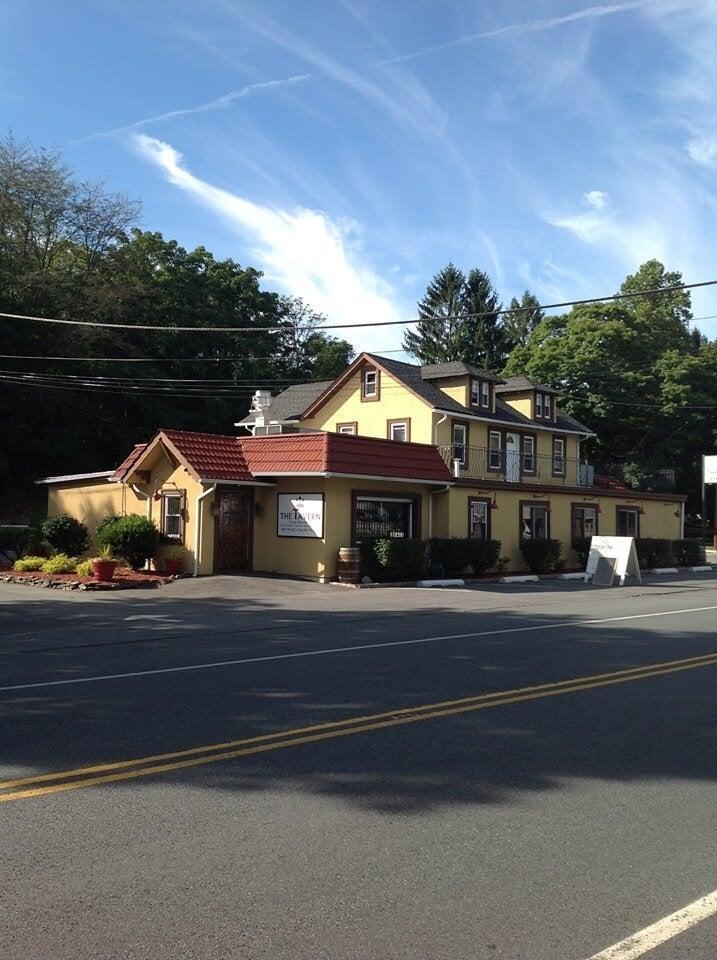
[[403, 264, 506, 370], [504, 290, 544, 349]]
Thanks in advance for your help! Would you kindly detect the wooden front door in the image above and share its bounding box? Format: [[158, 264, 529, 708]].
[[215, 489, 254, 572]]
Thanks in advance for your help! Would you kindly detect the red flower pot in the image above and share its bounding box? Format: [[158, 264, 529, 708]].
[[164, 558, 183, 576], [92, 559, 117, 582]]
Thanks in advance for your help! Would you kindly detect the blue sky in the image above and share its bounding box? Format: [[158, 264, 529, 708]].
[[3, 0, 717, 353]]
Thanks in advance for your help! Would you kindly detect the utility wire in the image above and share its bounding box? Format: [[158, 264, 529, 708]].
[[1, 371, 714, 410], [1, 280, 714, 332]]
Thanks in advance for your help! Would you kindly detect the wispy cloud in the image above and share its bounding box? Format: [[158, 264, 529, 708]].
[[687, 135, 717, 167], [583, 189, 609, 209], [133, 134, 407, 350], [374, 2, 646, 66], [72, 75, 309, 144]]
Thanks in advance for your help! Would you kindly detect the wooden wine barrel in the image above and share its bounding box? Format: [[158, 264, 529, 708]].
[[337, 546, 361, 583]]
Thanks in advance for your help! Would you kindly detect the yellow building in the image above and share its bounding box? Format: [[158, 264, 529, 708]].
[[39, 352, 686, 580]]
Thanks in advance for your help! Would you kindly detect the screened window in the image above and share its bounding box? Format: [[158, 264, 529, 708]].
[[469, 498, 490, 540], [389, 420, 409, 442], [160, 491, 184, 541], [481, 381, 490, 408], [545, 394, 552, 418], [522, 435, 536, 473], [552, 437, 566, 475], [362, 368, 378, 400], [354, 497, 413, 541], [452, 422, 468, 467], [522, 503, 549, 540], [470, 378, 480, 406], [572, 506, 597, 543], [617, 508, 639, 537], [535, 392, 543, 418], [488, 430, 502, 470]]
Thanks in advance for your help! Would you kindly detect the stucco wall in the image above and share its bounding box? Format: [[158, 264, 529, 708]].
[[444, 486, 682, 571], [48, 480, 146, 542], [253, 476, 433, 581], [302, 369, 435, 443]]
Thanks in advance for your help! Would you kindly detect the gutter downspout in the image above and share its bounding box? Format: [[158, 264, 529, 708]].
[[130, 485, 152, 570], [433, 412, 448, 446], [428, 485, 451, 538], [194, 484, 216, 577], [130, 484, 151, 520]]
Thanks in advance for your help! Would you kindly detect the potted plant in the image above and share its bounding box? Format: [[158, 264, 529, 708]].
[[91, 545, 117, 582], [163, 549, 184, 576]]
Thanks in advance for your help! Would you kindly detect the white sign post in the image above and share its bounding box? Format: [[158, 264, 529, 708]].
[[277, 493, 324, 538], [586, 536, 642, 586]]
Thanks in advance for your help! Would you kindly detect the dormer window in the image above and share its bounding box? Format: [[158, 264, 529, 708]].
[[361, 367, 379, 401], [535, 391, 552, 420], [471, 378, 491, 409]]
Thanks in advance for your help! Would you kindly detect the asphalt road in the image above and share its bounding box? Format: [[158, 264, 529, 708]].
[[1, 573, 716, 959]]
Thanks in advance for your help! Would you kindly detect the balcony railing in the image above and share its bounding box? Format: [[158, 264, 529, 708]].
[[439, 445, 595, 488]]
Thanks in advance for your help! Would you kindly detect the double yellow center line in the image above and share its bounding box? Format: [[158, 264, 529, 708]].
[[2, 651, 715, 803]]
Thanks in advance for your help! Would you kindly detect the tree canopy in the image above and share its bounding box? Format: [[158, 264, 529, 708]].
[[403, 264, 507, 370], [0, 137, 352, 518], [502, 260, 716, 501]]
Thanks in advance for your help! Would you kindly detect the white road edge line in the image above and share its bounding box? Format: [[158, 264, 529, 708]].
[[2, 604, 716, 693], [585, 888, 717, 959]]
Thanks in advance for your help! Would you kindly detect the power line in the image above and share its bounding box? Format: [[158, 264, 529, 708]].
[[1, 371, 714, 410], [1, 280, 714, 333], [0, 349, 401, 362]]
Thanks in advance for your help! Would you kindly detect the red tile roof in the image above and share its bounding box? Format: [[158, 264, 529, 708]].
[[161, 429, 253, 482], [242, 432, 452, 483], [113, 429, 453, 485], [110, 443, 148, 482]]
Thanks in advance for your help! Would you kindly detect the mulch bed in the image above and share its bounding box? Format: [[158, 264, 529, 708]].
[[0, 568, 179, 591]]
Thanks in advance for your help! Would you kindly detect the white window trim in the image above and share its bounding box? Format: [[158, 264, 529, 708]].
[[470, 379, 480, 406], [452, 423, 468, 465], [161, 491, 184, 541], [545, 394, 552, 418], [481, 381, 490, 408], [535, 393, 543, 418], [389, 420, 409, 442], [363, 369, 377, 397]]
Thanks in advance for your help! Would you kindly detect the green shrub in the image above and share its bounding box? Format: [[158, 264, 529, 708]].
[[13, 555, 46, 572], [42, 553, 78, 574], [426, 538, 501, 577], [634, 538, 674, 568], [41, 514, 88, 556], [572, 536, 593, 568], [519, 538, 562, 574], [671, 539, 705, 567], [75, 558, 94, 577], [359, 537, 426, 581], [96, 514, 122, 537], [97, 514, 159, 570]]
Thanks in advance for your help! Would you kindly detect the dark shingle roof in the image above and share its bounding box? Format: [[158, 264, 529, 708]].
[[496, 375, 559, 395], [555, 410, 594, 434], [238, 381, 333, 426], [367, 355, 469, 415], [238, 355, 595, 435], [420, 361, 504, 383]]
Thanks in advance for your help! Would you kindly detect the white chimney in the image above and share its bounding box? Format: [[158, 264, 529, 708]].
[[250, 389, 272, 429]]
